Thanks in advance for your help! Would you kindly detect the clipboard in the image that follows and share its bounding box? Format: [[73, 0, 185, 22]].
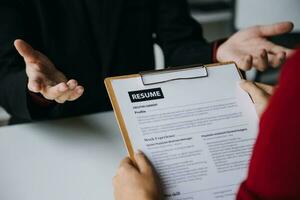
[[105, 62, 243, 161]]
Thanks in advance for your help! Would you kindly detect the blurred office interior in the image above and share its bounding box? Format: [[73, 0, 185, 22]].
[[1, 0, 300, 126]]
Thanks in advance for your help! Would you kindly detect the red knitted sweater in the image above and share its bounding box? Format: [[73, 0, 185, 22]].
[[237, 49, 300, 200]]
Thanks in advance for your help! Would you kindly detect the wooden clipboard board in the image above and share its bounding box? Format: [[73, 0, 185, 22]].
[[104, 62, 242, 162]]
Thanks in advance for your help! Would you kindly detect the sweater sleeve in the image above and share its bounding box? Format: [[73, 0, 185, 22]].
[[0, 1, 33, 120], [237, 50, 300, 199], [0, 1, 61, 123], [154, 0, 214, 67]]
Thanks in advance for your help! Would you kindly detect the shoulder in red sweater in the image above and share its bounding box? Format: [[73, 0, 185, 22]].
[[237, 50, 300, 200]]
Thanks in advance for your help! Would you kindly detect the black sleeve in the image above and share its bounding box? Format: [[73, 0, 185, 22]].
[[0, 1, 61, 122], [155, 0, 213, 67]]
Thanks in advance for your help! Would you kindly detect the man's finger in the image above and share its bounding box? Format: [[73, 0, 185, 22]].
[[64, 79, 82, 101], [237, 55, 253, 71], [257, 40, 293, 59], [135, 151, 153, 174], [267, 52, 286, 68], [240, 80, 268, 103], [14, 39, 39, 63], [268, 44, 293, 56], [253, 49, 268, 71], [67, 86, 84, 101], [67, 79, 78, 90], [42, 82, 69, 101], [258, 21, 294, 37], [28, 79, 43, 93], [56, 84, 84, 102]]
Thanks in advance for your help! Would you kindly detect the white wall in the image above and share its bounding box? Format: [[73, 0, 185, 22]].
[[235, 0, 300, 31]]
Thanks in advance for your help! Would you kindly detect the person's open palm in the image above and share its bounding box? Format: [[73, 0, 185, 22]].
[[14, 39, 84, 103], [217, 22, 295, 71]]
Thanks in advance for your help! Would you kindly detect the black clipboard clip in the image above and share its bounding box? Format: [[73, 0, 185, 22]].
[[140, 64, 208, 86]]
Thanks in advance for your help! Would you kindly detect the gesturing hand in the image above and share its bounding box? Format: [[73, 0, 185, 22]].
[[217, 22, 295, 71], [14, 39, 84, 104], [113, 151, 163, 200], [240, 80, 275, 117]]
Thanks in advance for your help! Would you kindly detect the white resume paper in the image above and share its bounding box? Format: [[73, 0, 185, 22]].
[[108, 63, 258, 200]]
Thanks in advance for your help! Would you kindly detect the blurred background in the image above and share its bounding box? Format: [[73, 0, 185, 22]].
[[1, 0, 300, 126]]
